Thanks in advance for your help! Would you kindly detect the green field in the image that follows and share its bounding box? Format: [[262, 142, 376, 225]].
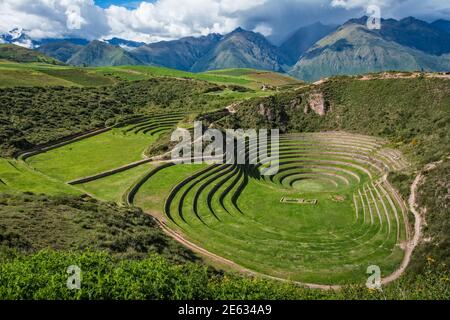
[[24, 111, 190, 181], [27, 129, 155, 182], [134, 164, 208, 214], [0, 61, 116, 87], [132, 132, 409, 284], [0, 61, 301, 90], [17, 128, 410, 285], [0, 158, 79, 195], [79, 163, 155, 203], [2, 60, 445, 295], [25, 113, 187, 183]]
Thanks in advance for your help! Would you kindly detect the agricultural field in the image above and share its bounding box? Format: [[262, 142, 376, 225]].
[[0, 158, 80, 195], [132, 132, 410, 284], [0, 61, 448, 299], [0, 60, 116, 87], [0, 61, 301, 90], [205, 68, 302, 89], [15, 123, 411, 285], [25, 113, 185, 182], [97, 66, 301, 90]]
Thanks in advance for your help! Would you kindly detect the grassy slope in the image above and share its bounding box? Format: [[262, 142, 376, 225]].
[[134, 135, 406, 284], [27, 128, 158, 182], [0, 193, 195, 262], [79, 163, 155, 203], [0, 78, 222, 157], [0, 158, 79, 195], [135, 164, 207, 214], [215, 76, 450, 274], [0, 62, 300, 90], [219, 77, 450, 164], [0, 61, 116, 87], [0, 44, 63, 65]]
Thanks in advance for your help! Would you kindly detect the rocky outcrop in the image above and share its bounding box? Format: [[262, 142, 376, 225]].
[[305, 91, 329, 116]]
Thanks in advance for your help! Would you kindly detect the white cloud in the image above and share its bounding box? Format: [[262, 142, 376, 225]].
[[0, 0, 109, 39], [105, 0, 266, 42], [253, 24, 273, 37], [330, 0, 450, 19], [331, 0, 392, 10]]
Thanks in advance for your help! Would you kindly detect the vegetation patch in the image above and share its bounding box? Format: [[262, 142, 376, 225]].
[[0, 193, 195, 262]]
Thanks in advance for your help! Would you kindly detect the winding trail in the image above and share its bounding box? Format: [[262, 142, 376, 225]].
[[381, 171, 424, 285], [137, 159, 447, 290]]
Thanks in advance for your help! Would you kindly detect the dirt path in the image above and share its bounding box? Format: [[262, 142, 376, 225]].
[[149, 213, 341, 290], [142, 161, 444, 290], [381, 171, 424, 284]]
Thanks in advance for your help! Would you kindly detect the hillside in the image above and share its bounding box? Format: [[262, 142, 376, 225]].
[[280, 22, 336, 64], [191, 28, 288, 72], [213, 75, 450, 271], [0, 44, 63, 65], [0, 76, 266, 157], [0, 193, 194, 261], [289, 22, 450, 81], [431, 19, 450, 34], [217, 76, 450, 162], [132, 34, 222, 71], [37, 41, 86, 63], [67, 41, 142, 67], [376, 17, 450, 55], [0, 64, 448, 298]]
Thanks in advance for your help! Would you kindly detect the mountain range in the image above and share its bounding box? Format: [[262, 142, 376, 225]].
[[1, 16, 450, 81], [290, 17, 450, 81]]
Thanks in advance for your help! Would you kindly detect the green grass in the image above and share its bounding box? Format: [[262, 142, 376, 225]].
[[0, 158, 79, 195], [0, 59, 301, 93], [0, 62, 298, 90], [0, 193, 195, 262], [27, 128, 159, 182], [96, 65, 254, 86], [135, 164, 207, 214], [206, 68, 302, 88], [134, 133, 407, 285], [0, 61, 116, 87], [0, 67, 74, 87], [78, 163, 156, 203]]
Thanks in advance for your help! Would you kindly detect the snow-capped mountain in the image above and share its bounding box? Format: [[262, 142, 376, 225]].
[[0, 28, 38, 49]]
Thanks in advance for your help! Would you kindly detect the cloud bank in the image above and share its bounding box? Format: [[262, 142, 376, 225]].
[[0, 0, 449, 43]]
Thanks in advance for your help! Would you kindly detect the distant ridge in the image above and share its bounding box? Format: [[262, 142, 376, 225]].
[[67, 40, 142, 67], [0, 44, 63, 64], [289, 17, 450, 81], [3, 16, 450, 80], [133, 34, 222, 71], [191, 28, 288, 72]]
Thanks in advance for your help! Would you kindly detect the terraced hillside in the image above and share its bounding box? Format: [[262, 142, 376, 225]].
[[1, 65, 447, 298], [17, 115, 410, 286], [132, 132, 410, 285], [0, 62, 301, 90], [22, 113, 186, 189]]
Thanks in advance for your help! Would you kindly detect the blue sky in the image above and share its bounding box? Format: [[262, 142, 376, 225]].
[[1, 0, 450, 43], [95, 1, 149, 9]]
